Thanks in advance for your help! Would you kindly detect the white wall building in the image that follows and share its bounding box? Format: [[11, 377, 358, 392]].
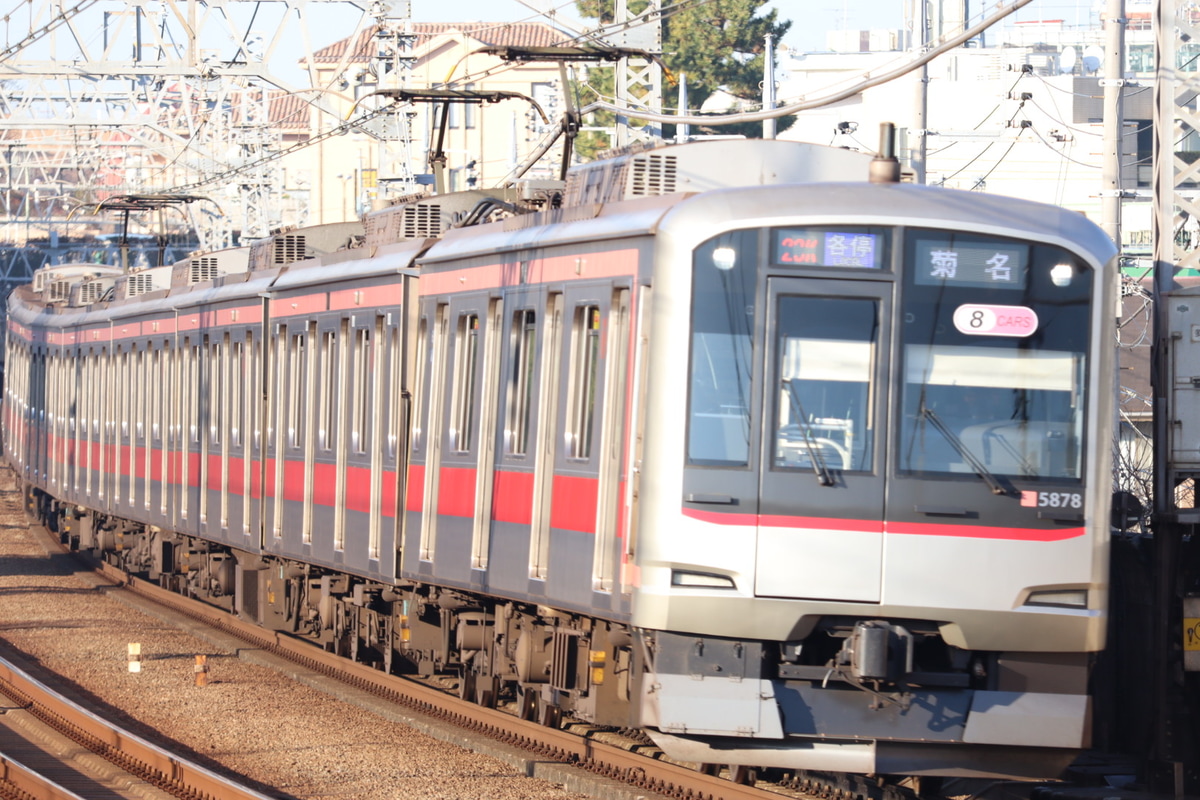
[[778, 20, 1155, 254]]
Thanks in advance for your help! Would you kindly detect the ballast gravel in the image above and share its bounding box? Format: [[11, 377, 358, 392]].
[[0, 473, 596, 800]]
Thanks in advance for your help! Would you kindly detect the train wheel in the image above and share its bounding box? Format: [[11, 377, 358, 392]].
[[728, 765, 757, 785], [517, 686, 539, 720], [475, 675, 499, 708], [458, 670, 476, 702], [539, 702, 562, 728]]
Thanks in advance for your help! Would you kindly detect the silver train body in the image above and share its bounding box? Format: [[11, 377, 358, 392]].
[[3, 139, 1117, 781]]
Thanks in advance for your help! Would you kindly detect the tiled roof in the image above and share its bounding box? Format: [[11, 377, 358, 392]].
[[308, 21, 565, 63], [268, 92, 313, 130]]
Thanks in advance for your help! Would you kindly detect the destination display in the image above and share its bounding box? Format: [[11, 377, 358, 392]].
[[772, 228, 887, 269], [912, 234, 1029, 290]]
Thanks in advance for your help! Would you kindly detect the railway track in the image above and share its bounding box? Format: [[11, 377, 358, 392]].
[[0, 467, 979, 800], [86, 555, 804, 800], [0, 468, 971, 800], [7, 506, 963, 800], [0, 651, 272, 800], [79, 550, 978, 800]]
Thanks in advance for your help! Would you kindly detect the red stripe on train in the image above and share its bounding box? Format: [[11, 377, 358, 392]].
[[437, 466, 476, 518], [683, 507, 1084, 541], [550, 474, 598, 534], [492, 470, 534, 525]]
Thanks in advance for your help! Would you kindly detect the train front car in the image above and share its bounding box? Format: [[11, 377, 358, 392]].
[[634, 181, 1116, 780]]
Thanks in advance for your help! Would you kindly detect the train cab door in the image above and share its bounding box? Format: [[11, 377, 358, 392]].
[[755, 278, 891, 603]]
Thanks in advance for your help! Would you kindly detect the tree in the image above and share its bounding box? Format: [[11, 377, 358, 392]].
[[574, 0, 793, 144], [660, 0, 789, 104]]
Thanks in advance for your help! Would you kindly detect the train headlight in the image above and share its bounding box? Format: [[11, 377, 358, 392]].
[[671, 569, 736, 589], [1049, 262, 1074, 287], [712, 246, 737, 271], [1025, 589, 1088, 608]]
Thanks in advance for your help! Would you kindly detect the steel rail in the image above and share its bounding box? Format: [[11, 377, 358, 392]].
[[95, 560, 797, 800], [0, 652, 273, 800], [0, 753, 87, 800]]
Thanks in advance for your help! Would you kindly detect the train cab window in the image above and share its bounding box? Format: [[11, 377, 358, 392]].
[[772, 297, 877, 472], [567, 306, 600, 460], [898, 231, 1092, 481], [506, 310, 537, 457], [686, 230, 759, 466], [451, 313, 480, 453]]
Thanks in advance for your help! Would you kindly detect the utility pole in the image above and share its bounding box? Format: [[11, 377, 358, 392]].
[[1102, 0, 1127, 246], [613, 0, 663, 146], [1152, 0, 1199, 790], [911, 0, 929, 184], [763, 35, 777, 140]]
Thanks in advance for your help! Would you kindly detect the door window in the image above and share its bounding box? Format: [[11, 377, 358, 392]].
[[772, 297, 877, 474]]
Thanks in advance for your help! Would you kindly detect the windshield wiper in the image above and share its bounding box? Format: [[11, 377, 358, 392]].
[[782, 379, 834, 486], [920, 407, 1008, 496]]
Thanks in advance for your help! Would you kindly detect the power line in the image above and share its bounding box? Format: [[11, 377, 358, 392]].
[[576, 0, 1036, 126]]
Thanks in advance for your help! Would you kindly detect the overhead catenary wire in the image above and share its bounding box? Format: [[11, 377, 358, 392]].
[[1027, 125, 1101, 169], [968, 129, 1024, 189], [161, 0, 1038, 198], [575, 0, 1036, 126]]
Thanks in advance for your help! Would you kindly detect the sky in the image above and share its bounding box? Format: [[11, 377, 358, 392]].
[[407, 0, 906, 52], [405, 1, 1103, 54]]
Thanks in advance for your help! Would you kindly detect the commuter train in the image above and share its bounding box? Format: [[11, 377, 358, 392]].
[[3, 136, 1117, 783]]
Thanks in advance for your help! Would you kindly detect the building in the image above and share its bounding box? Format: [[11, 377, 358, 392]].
[[294, 22, 568, 225]]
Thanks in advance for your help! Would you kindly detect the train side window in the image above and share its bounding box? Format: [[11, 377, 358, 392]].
[[412, 316, 428, 452], [335, 319, 351, 552], [272, 326, 287, 538], [419, 304, 450, 561], [288, 332, 305, 449], [231, 339, 244, 448], [161, 344, 172, 516], [506, 309, 537, 457], [303, 320, 319, 544], [567, 305, 601, 460], [97, 347, 107, 501], [353, 326, 370, 454], [115, 350, 126, 441], [529, 293, 564, 579], [451, 313, 480, 453], [114, 349, 126, 505], [188, 342, 200, 445], [369, 316, 386, 560], [209, 336, 222, 446], [243, 333, 258, 535], [251, 336, 262, 451], [319, 329, 335, 451], [388, 324, 401, 459], [594, 289, 631, 592], [471, 297, 505, 570], [131, 348, 141, 505]]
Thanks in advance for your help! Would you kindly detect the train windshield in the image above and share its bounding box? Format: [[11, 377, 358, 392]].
[[897, 230, 1092, 482]]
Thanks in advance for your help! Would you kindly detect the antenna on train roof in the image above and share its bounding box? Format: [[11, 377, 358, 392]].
[[870, 122, 902, 185]]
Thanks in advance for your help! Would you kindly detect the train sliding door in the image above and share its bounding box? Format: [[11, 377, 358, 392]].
[[755, 278, 891, 603]]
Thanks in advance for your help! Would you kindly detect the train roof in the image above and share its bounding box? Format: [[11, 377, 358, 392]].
[[654, 180, 1118, 268], [7, 141, 1116, 328]]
